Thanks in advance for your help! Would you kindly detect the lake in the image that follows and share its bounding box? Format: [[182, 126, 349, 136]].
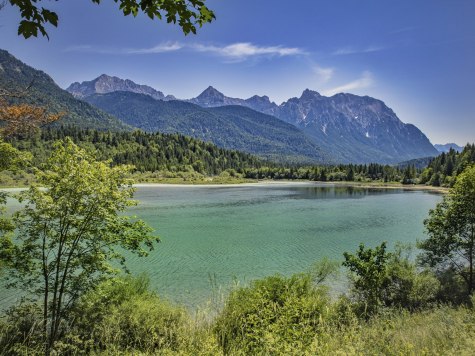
[[1, 183, 442, 309]]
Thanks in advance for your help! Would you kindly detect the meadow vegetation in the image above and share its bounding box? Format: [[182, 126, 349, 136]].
[[1, 268, 475, 355]]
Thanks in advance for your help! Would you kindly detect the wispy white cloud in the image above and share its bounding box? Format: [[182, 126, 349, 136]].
[[64, 41, 305, 61], [190, 42, 306, 60], [312, 64, 334, 83], [323, 71, 374, 96], [125, 42, 183, 54], [64, 42, 183, 54], [332, 45, 385, 56]]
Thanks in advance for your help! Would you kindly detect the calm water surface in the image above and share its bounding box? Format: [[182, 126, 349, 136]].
[[1, 183, 442, 309], [128, 183, 440, 307]]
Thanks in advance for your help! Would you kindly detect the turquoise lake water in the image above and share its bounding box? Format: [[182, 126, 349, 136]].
[[1, 183, 442, 309]]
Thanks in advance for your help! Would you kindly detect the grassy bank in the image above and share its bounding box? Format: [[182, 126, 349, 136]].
[[2, 274, 473, 355]]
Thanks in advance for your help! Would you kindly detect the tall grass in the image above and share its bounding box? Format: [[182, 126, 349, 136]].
[[1, 274, 474, 355]]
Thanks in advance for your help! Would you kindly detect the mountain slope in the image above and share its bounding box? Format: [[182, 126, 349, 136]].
[[67, 74, 176, 101], [0, 50, 129, 131], [84, 91, 329, 164], [271, 90, 438, 163], [187, 87, 438, 163]]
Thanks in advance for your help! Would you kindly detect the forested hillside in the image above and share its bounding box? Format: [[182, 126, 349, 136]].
[[6, 127, 474, 187], [420, 144, 475, 186], [9, 126, 266, 176]]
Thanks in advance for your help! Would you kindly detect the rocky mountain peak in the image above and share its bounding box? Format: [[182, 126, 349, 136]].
[[300, 89, 322, 101], [248, 94, 269, 101], [196, 86, 224, 100], [66, 74, 170, 101], [244, 95, 278, 114], [190, 86, 247, 107], [96, 73, 111, 81], [270, 90, 438, 163]]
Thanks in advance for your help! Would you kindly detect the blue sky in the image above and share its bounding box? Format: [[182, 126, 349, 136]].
[[1, 0, 474, 145]]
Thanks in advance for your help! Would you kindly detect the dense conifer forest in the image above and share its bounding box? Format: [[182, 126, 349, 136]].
[[3, 126, 475, 187]]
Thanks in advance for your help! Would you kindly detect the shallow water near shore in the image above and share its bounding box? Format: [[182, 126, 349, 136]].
[[1, 183, 442, 310]]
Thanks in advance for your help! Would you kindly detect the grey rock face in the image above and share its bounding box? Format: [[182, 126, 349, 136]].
[[272, 90, 438, 163], [189, 86, 246, 107], [66, 74, 175, 101]]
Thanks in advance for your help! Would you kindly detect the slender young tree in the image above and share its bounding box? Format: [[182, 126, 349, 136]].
[[0, 138, 159, 354], [343, 242, 390, 315], [419, 165, 475, 295]]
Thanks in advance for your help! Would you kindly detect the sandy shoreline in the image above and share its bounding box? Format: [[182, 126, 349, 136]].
[[1, 180, 448, 193], [133, 181, 315, 188], [133, 180, 448, 193]]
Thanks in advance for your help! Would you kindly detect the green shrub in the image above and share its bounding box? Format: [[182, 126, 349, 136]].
[[93, 292, 186, 352], [65, 275, 188, 354], [0, 303, 44, 356], [384, 246, 440, 310], [343, 243, 439, 317], [215, 273, 330, 354]]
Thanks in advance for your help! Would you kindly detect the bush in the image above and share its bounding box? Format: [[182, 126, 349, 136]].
[[65, 275, 188, 354], [214, 273, 330, 354], [384, 246, 440, 310], [343, 243, 439, 317], [0, 303, 44, 355]]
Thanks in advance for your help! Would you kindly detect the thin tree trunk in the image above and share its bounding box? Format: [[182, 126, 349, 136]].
[[51, 211, 93, 344], [49, 222, 67, 351], [49, 244, 63, 350], [42, 224, 50, 356], [470, 223, 474, 295]]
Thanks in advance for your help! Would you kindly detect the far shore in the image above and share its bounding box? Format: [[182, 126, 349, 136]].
[[133, 180, 449, 193], [0, 179, 449, 193]]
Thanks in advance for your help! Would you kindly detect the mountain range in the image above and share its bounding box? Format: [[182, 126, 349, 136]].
[[0, 50, 325, 163], [1, 49, 439, 164], [84, 91, 328, 164], [69, 76, 438, 163]]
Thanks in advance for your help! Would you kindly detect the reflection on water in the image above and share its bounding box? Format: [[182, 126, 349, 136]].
[[1, 183, 442, 310]]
